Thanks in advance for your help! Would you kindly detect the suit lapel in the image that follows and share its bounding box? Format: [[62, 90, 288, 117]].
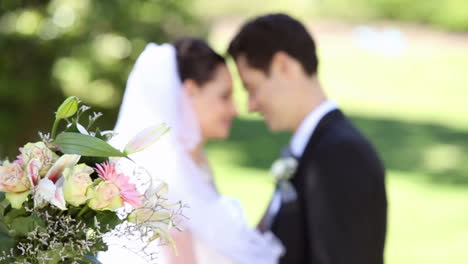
[[284, 109, 344, 263], [293, 109, 344, 182]]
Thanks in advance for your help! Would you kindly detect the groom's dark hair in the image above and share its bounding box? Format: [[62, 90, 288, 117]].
[[228, 13, 318, 76]]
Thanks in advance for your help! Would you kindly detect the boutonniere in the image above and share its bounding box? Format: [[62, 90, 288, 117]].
[[270, 157, 298, 181]]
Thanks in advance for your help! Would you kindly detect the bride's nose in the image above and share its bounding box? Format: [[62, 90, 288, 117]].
[[248, 96, 259, 113], [231, 102, 239, 116]]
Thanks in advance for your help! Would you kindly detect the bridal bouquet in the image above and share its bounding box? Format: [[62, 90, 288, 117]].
[[0, 97, 181, 264]]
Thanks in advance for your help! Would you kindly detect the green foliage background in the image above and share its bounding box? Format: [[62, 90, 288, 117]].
[[0, 0, 204, 157]]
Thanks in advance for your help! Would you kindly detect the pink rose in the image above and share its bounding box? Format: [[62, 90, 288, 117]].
[[0, 162, 30, 193], [21, 142, 58, 177]]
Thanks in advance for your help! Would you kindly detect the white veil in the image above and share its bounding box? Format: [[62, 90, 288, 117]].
[[111, 43, 284, 264]]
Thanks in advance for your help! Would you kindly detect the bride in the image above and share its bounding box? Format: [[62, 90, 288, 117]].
[[99, 38, 284, 263]]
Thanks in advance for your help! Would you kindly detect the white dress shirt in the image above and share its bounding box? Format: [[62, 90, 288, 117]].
[[290, 100, 338, 158], [262, 100, 338, 231]]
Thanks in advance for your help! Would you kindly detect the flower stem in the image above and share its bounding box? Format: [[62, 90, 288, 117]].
[[77, 204, 89, 217], [51, 118, 61, 140]]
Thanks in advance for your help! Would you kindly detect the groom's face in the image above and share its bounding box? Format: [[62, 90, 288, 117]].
[[236, 55, 290, 131]]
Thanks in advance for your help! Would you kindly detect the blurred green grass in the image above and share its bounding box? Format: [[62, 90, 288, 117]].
[[320, 46, 468, 130], [205, 22, 468, 264]]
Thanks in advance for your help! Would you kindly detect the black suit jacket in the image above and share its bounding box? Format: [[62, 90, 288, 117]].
[[271, 109, 387, 264]]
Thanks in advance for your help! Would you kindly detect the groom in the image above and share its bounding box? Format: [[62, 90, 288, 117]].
[[228, 14, 387, 264]]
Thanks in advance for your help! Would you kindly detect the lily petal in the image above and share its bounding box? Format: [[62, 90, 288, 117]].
[[145, 181, 168, 201], [27, 159, 41, 186], [124, 124, 169, 155], [35, 178, 67, 210], [45, 154, 81, 183], [51, 177, 67, 210], [34, 178, 56, 208]]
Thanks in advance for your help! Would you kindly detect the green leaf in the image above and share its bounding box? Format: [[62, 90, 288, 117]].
[[37, 249, 62, 264], [78, 156, 108, 170], [55, 132, 126, 158], [93, 128, 106, 140], [56, 96, 79, 120], [0, 233, 15, 253], [0, 222, 9, 236], [89, 240, 108, 252], [0, 193, 6, 217], [0, 197, 8, 235], [95, 211, 121, 232], [10, 215, 45, 237], [3, 207, 27, 225], [82, 255, 103, 264]]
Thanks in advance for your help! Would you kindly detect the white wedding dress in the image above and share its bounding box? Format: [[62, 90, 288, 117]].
[[98, 43, 284, 264], [185, 163, 233, 264], [193, 239, 232, 264]]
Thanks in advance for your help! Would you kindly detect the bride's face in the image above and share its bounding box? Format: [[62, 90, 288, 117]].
[[185, 64, 237, 141]]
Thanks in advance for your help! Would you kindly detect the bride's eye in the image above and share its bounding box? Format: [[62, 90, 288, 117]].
[[221, 92, 231, 101]]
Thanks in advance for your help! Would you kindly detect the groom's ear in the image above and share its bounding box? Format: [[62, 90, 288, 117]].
[[272, 51, 304, 80], [271, 51, 292, 77]]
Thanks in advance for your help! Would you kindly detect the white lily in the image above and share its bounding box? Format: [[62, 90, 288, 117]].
[[26, 158, 41, 186], [34, 177, 67, 210], [123, 124, 169, 155], [33, 154, 80, 210], [44, 154, 81, 183]]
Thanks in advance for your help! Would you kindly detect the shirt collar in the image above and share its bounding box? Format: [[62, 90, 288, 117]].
[[290, 100, 338, 158]]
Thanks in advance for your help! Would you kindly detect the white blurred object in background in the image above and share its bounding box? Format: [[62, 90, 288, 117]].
[[353, 26, 406, 56]]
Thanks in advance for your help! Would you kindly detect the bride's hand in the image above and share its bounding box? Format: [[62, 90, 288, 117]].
[[163, 229, 198, 264]]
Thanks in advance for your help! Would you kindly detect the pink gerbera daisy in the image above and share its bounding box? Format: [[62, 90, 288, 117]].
[[95, 162, 142, 207]]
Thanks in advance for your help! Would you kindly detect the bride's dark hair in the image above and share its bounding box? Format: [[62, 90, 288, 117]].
[[173, 37, 225, 86]]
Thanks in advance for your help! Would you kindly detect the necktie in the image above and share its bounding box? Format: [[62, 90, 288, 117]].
[[278, 146, 298, 203], [258, 146, 298, 232]]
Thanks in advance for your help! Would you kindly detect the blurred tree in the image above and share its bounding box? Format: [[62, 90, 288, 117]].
[[0, 0, 205, 158]]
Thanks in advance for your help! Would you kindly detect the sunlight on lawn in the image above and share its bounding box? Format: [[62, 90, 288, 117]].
[[320, 46, 468, 130]]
